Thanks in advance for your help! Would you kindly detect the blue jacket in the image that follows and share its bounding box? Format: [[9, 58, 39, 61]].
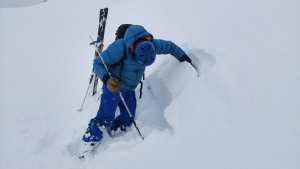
[[93, 25, 186, 91]]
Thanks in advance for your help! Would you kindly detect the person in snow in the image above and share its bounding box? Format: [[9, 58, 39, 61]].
[[83, 24, 192, 143]]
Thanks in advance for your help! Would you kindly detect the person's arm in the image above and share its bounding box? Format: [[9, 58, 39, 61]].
[[152, 39, 191, 63], [93, 40, 126, 83]]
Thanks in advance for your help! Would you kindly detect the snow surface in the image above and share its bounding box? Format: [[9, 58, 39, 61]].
[[1, 0, 300, 169], [0, 0, 46, 8]]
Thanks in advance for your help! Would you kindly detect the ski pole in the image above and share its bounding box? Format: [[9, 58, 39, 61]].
[[77, 74, 94, 112], [190, 62, 200, 77], [119, 94, 144, 140], [89, 36, 144, 140], [77, 37, 105, 112]]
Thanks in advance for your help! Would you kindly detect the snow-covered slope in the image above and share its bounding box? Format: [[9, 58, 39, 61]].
[[0, 0, 300, 169], [0, 0, 46, 8]]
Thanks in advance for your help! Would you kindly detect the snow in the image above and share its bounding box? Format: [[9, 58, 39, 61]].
[[0, 0, 46, 8], [1, 0, 300, 169]]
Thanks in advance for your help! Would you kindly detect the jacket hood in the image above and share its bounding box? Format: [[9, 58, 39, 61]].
[[123, 25, 153, 47]]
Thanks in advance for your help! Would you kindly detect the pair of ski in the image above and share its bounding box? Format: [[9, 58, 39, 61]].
[[77, 8, 108, 159], [78, 8, 108, 113], [90, 8, 108, 96]]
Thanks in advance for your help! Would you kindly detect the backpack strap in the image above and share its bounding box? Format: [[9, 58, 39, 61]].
[[118, 42, 128, 80], [139, 81, 143, 99]]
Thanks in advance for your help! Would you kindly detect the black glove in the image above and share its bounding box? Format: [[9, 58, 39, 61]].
[[179, 54, 192, 63]]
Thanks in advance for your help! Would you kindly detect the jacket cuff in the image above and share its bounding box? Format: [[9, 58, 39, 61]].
[[102, 74, 109, 84]]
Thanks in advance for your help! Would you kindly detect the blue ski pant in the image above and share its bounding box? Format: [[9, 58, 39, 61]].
[[95, 85, 136, 129]]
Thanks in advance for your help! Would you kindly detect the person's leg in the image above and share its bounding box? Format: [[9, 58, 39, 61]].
[[95, 85, 120, 127], [112, 90, 136, 131], [82, 118, 103, 143], [83, 85, 120, 142]]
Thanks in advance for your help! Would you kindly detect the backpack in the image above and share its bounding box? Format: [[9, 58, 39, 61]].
[[115, 24, 132, 40]]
